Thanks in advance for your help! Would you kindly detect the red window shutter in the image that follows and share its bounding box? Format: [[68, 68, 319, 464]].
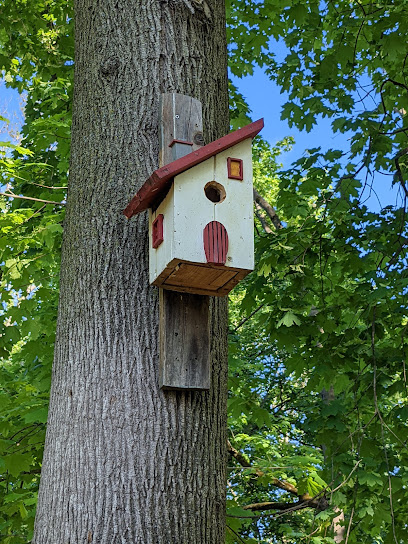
[[203, 221, 229, 265], [152, 214, 164, 249]]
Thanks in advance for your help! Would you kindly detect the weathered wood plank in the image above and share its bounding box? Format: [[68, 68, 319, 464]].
[[160, 93, 204, 165], [158, 93, 210, 390], [159, 289, 210, 390]]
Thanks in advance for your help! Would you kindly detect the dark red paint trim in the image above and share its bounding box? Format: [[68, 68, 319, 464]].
[[152, 214, 164, 249], [203, 221, 228, 265], [227, 157, 244, 180], [123, 118, 264, 218]]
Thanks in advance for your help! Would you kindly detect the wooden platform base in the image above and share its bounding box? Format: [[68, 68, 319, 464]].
[[153, 259, 251, 297]]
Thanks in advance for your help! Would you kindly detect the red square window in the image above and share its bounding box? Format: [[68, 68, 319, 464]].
[[227, 157, 243, 180], [152, 214, 164, 249]]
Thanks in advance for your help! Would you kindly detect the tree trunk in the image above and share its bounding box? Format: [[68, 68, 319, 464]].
[[33, 1, 229, 543], [333, 509, 346, 543]]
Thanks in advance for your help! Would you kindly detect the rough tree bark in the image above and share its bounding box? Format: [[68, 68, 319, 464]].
[[33, 1, 229, 542]]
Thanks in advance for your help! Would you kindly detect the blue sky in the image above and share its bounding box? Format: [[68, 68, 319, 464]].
[[0, 80, 25, 143], [231, 67, 350, 168]]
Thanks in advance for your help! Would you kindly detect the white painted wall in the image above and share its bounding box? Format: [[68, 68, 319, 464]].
[[149, 139, 254, 285]]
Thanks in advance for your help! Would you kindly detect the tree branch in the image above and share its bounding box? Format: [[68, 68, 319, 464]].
[[380, 78, 408, 116], [0, 191, 66, 206], [227, 439, 313, 500], [253, 188, 283, 230], [232, 304, 265, 333], [243, 499, 318, 512], [255, 203, 273, 233], [29, 182, 68, 190], [227, 439, 251, 467], [379, 126, 408, 136], [393, 148, 408, 198]]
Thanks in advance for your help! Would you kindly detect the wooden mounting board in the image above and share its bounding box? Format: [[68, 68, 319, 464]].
[[160, 93, 203, 168], [158, 93, 210, 390], [159, 290, 210, 390]]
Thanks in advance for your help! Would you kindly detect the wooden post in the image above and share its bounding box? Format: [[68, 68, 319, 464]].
[[160, 93, 204, 164], [159, 290, 210, 390], [158, 93, 211, 390]]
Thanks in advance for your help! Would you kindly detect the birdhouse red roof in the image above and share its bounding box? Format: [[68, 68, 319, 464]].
[[123, 118, 264, 219]]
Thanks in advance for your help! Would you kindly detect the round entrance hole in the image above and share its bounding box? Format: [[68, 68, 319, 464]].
[[204, 181, 226, 204]]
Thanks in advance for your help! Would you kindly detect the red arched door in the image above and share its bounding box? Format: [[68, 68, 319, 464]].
[[203, 221, 229, 265]]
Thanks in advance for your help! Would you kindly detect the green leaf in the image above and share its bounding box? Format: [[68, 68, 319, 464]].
[[4, 453, 32, 477], [19, 502, 28, 519], [277, 311, 301, 327], [23, 406, 48, 424]]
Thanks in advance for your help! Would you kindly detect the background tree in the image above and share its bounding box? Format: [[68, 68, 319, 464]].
[[225, 1, 408, 542]]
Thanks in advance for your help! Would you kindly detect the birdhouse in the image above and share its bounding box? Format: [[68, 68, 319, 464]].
[[124, 119, 264, 297]]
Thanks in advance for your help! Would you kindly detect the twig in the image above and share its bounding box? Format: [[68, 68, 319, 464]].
[[380, 78, 408, 118], [344, 507, 354, 544], [227, 480, 239, 500], [226, 524, 248, 543], [0, 191, 65, 206], [331, 459, 363, 493], [393, 148, 408, 198], [22, 204, 47, 224], [306, 526, 321, 539], [232, 304, 265, 333], [228, 465, 293, 471], [29, 182, 68, 190], [379, 127, 408, 136]]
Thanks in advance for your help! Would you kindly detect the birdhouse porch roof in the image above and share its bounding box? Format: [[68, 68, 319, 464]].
[[123, 118, 264, 218]]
